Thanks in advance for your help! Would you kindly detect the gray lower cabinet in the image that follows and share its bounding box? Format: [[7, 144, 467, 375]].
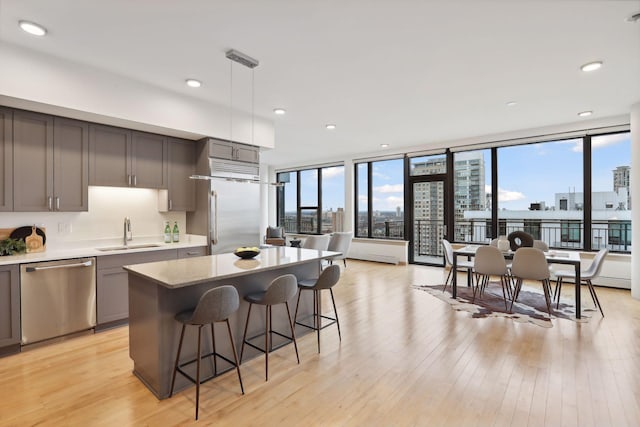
[[0, 107, 12, 211], [0, 264, 20, 355], [96, 247, 206, 326], [12, 111, 88, 212]]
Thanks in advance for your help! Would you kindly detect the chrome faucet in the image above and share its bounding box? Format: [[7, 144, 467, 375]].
[[124, 217, 132, 246]]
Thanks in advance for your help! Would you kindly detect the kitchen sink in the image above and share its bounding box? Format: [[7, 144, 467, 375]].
[[96, 243, 162, 252]]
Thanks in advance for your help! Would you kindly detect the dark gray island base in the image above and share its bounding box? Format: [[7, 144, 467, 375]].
[[125, 247, 338, 399]]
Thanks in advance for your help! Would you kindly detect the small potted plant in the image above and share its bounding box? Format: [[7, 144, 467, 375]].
[[0, 238, 27, 256]]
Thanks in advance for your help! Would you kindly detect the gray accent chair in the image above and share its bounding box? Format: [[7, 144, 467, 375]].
[[327, 232, 353, 267], [442, 239, 474, 293], [240, 274, 300, 381], [169, 285, 244, 420], [472, 245, 511, 310], [510, 247, 553, 318]]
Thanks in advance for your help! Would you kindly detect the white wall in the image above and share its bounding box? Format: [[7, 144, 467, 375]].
[[0, 187, 184, 249], [0, 42, 274, 148]]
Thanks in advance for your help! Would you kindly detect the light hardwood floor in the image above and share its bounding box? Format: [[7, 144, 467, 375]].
[[1, 260, 640, 426]]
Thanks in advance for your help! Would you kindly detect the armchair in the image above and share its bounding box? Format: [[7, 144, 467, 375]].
[[265, 226, 286, 246]]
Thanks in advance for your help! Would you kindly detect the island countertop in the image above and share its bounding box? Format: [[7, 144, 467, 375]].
[[123, 246, 340, 289]]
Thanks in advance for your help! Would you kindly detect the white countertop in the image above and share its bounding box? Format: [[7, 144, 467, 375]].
[[124, 246, 340, 289], [0, 234, 208, 266]]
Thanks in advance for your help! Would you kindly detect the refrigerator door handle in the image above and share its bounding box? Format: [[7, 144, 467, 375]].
[[211, 190, 218, 245]]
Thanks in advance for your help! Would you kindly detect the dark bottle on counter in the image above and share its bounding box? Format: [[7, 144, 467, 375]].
[[172, 221, 180, 243]]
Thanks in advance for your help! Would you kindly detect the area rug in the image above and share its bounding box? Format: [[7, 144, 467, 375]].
[[413, 282, 593, 327]]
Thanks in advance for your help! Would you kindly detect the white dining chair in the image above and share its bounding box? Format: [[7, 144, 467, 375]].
[[553, 248, 607, 316], [509, 247, 553, 318], [472, 246, 512, 310], [442, 239, 474, 293]]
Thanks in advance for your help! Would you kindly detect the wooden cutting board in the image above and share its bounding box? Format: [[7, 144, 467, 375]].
[[25, 226, 44, 253]]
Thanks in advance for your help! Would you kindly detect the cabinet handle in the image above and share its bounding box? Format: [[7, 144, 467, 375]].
[[186, 252, 199, 256], [55, 197, 60, 210], [169, 199, 173, 210], [47, 197, 52, 211], [128, 174, 132, 186], [133, 175, 137, 186]]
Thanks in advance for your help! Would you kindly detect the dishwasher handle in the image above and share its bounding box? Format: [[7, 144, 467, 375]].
[[25, 259, 93, 273]]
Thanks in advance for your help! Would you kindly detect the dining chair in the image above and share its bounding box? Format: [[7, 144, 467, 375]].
[[509, 247, 553, 317], [442, 239, 474, 293], [553, 248, 608, 316], [302, 234, 331, 251], [472, 246, 512, 310], [532, 240, 549, 251]]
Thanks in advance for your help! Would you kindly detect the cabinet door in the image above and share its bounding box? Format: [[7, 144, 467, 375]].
[[13, 110, 54, 211], [234, 144, 259, 163], [208, 139, 234, 160], [89, 124, 131, 187], [131, 131, 167, 189], [53, 118, 89, 211], [167, 138, 195, 211], [96, 267, 129, 324], [0, 107, 12, 211], [0, 265, 19, 351]]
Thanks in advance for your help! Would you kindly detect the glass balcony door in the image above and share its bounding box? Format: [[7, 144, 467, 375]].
[[410, 178, 446, 265]]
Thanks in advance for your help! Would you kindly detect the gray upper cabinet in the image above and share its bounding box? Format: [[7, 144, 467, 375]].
[[208, 138, 259, 164], [0, 107, 12, 211], [89, 124, 131, 187], [166, 138, 195, 211], [53, 118, 89, 211], [13, 112, 89, 212], [131, 131, 167, 189], [12, 110, 54, 211], [90, 125, 167, 188]]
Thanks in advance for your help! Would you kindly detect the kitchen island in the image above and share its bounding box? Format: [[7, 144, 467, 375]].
[[124, 246, 339, 399]]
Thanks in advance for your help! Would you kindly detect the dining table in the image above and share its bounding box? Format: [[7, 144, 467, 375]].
[[451, 245, 584, 319]]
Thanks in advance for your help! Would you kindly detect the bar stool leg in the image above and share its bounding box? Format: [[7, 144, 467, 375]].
[[169, 324, 186, 397], [211, 323, 217, 375], [315, 290, 321, 353], [265, 305, 270, 381], [329, 288, 341, 341], [240, 303, 253, 362], [285, 301, 300, 363], [195, 325, 202, 421], [294, 290, 302, 325], [225, 319, 244, 394]]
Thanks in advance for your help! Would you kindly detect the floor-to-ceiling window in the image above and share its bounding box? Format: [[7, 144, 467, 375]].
[[354, 158, 404, 239], [452, 149, 491, 243], [276, 164, 345, 234]]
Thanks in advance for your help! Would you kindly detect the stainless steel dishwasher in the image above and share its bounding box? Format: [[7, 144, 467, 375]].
[[20, 257, 96, 345]]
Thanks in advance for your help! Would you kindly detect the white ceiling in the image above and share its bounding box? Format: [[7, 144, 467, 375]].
[[1, 0, 639, 167]]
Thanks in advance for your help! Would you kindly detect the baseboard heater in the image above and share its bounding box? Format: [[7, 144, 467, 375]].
[[349, 254, 399, 265]]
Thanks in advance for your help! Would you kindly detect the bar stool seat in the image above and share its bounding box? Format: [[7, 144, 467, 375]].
[[169, 285, 244, 421], [240, 274, 300, 381], [294, 264, 342, 353]]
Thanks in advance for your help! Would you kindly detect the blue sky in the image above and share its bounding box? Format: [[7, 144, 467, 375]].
[[284, 132, 631, 213]]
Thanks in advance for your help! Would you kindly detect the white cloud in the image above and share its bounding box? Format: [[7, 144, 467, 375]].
[[374, 184, 403, 193], [358, 195, 368, 204], [322, 166, 344, 179], [485, 184, 525, 202]]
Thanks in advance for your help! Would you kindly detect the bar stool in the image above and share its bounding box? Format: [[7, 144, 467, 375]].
[[294, 264, 341, 353], [169, 285, 244, 421], [240, 274, 299, 381]]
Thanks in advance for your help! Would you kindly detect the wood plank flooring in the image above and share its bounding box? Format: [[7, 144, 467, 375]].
[[1, 260, 639, 426]]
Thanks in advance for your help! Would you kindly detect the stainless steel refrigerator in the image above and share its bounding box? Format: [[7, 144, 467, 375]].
[[187, 139, 261, 254]]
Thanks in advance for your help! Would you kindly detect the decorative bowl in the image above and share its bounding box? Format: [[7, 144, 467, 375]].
[[233, 247, 260, 259]]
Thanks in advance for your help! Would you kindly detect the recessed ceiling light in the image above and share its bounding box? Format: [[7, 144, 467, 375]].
[[506, 101, 517, 107], [580, 61, 603, 72], [273, 108, 286, 115], [380, 144, 389, 148], [185, 79, 202, 88], [326, 124, 336, 130], [19, 20, 47, 36], [578, 111, 593, 117]]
